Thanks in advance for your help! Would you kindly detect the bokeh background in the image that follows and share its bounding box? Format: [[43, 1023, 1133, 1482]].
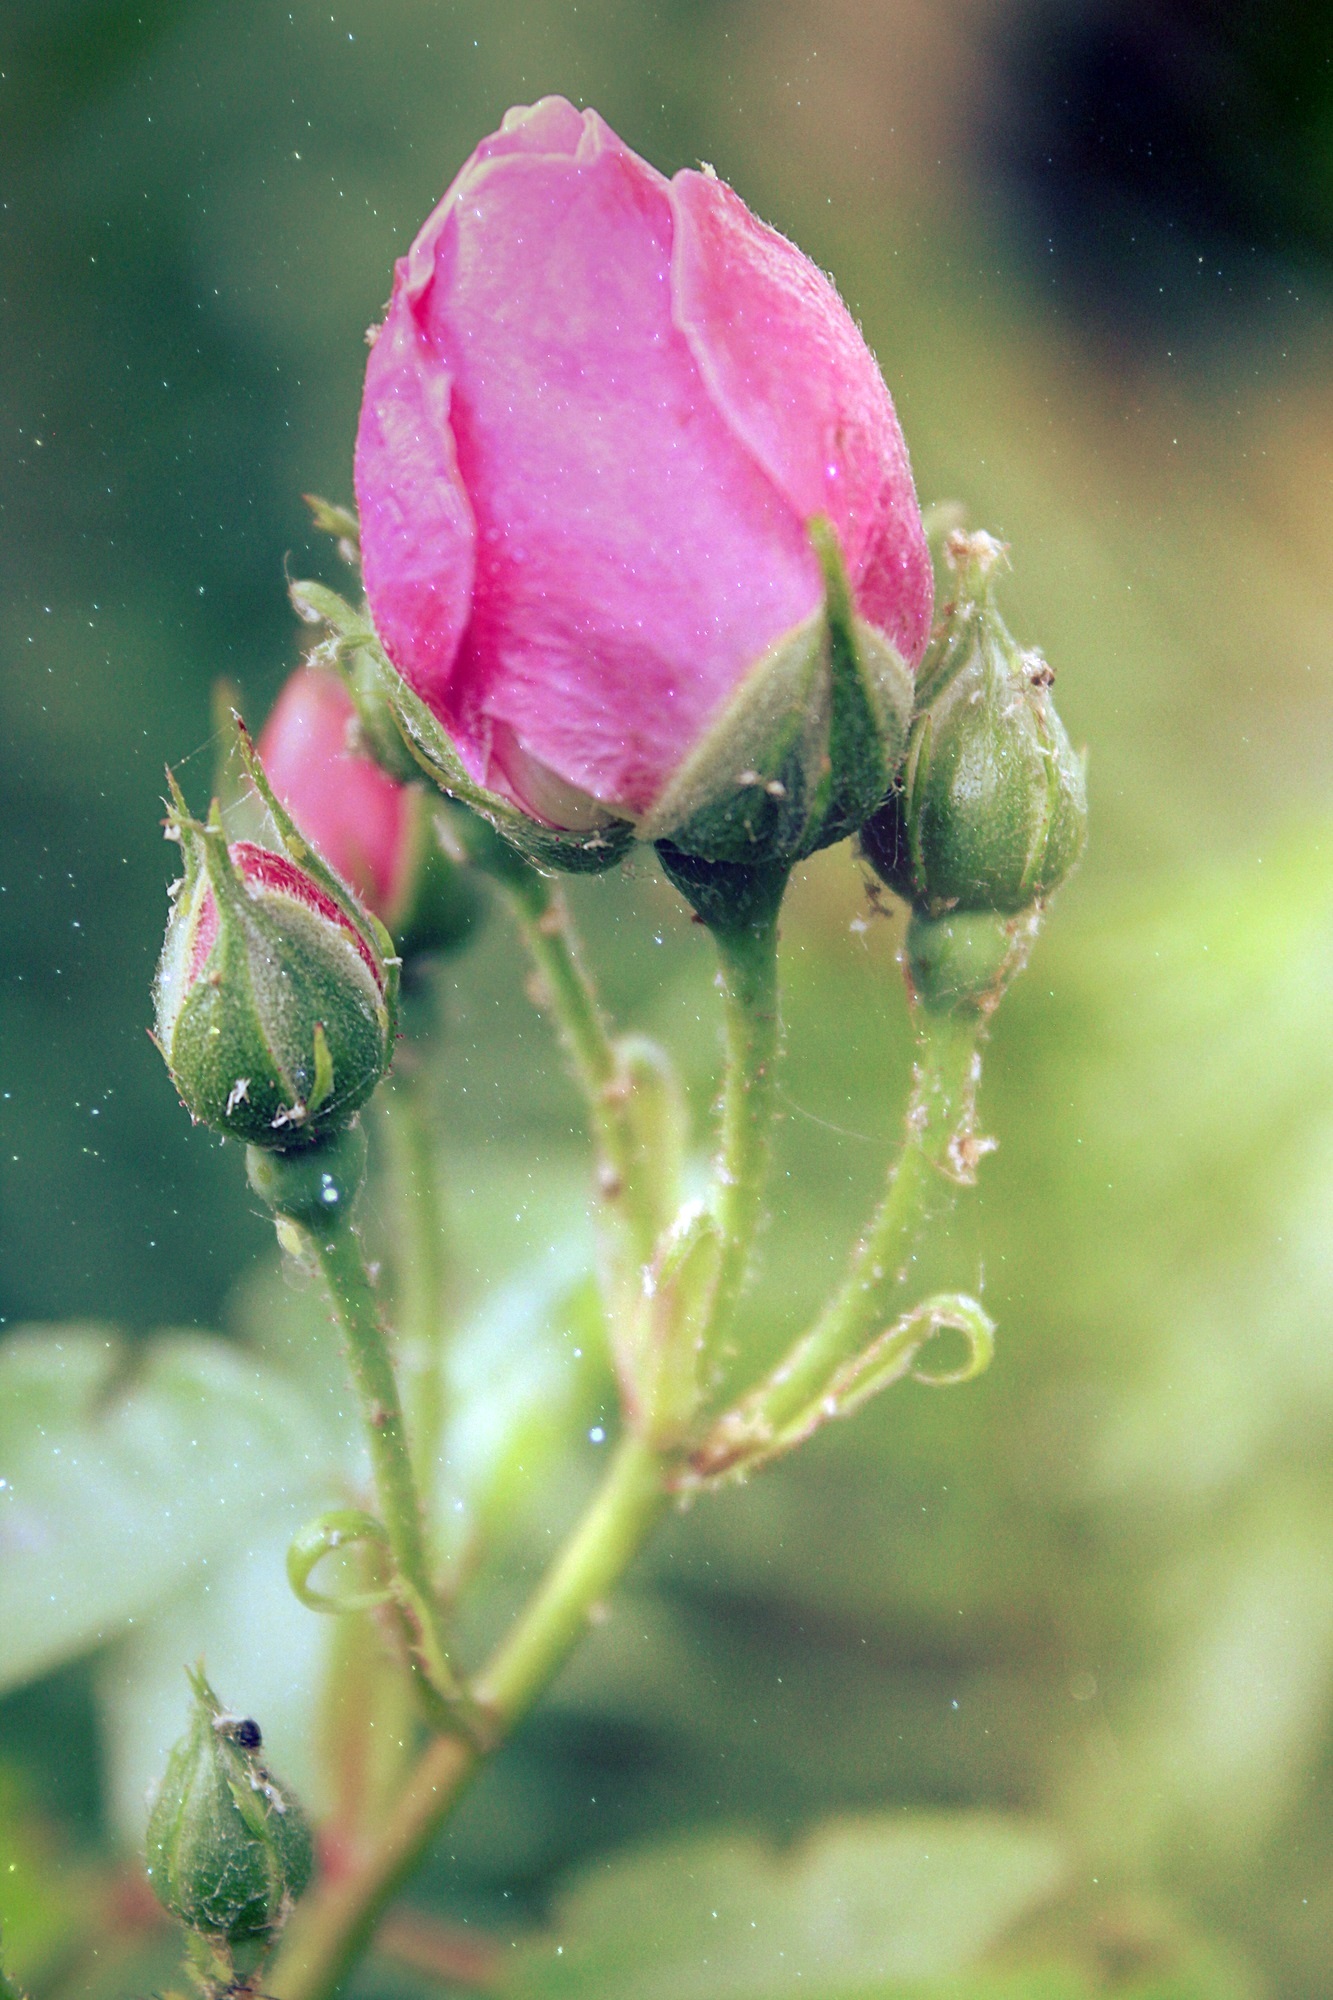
[[2, 2, 1332, 1996]]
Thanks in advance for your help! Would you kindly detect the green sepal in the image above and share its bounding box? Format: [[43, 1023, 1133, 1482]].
[[289, 577, 419, 784], [209, 681, 269, 830], [640, 520, 912, 868], [303, 492, 361, 568], [232, 715, 400, 1038], [640, 612, 828, 863], [812, 517, 915, 848], [289, 578, 635, 875], [864, 532, 1088, 918], [379, 642, 636, 875], [144, 1666, 313, 1947]]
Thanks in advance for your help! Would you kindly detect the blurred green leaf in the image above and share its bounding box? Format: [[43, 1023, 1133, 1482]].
[[504, 1813, 1065, 1999], [0, 1325, 327, 1692], [439, 1257, 611, 1575], [0, 1768, 90, 1985]]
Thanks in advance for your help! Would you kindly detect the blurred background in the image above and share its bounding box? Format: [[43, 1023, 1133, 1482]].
[[1, 2, 1331, 1996]]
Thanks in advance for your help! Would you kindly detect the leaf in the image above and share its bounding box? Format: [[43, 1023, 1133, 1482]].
[[504, 1813, 1065, 2000], [437, 1252, 612, 1576], [0, 1768, 92, 1985], [0, 1326, 330, 1692]]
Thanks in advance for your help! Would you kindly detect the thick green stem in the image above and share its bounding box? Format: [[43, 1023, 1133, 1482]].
[[270, 1435, 669, 2000], [690, 1006, 986, 1478], [475, 1432, 668, 1724], [514, 887, 619, 1108], [272, 1733, 472, 2000], [705, 909, 782, 1360], [378, 1070, 449, 1493]]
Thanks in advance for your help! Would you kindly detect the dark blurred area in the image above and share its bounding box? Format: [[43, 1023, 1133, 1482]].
[[992, 0, 1333, 338], [2, 3, 1332, 1997]]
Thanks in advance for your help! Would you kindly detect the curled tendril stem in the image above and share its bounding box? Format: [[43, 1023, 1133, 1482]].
[[679, 1292, 994, 1490], [287, 1511, 396, 1615]]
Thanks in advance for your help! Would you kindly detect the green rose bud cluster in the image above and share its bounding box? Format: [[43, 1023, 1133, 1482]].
[[862, 529, 1088, 1013], [145, 1669, 313, 1949]]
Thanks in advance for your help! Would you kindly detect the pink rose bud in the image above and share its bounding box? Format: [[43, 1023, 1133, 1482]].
[[154, 800, 394, 1150], [258, 666, 482, 957], [355, 97, 931, 872], [259, 666, 410, 921]]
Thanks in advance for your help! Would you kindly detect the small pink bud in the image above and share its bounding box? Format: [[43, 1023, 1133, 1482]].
[[258, 667, 483, 957], [354, 97, 932, 861], [258, 667, 410, 922]]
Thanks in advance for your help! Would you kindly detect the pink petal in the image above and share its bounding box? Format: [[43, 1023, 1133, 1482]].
[[372, 106, 820, 817], [669, 170, 933, 666], [258, 668, 409, 920], [355, 229, 476, 725]]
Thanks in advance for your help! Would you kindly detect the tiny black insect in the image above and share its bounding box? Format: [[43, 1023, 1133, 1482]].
[[232, 1718, 262, 1751]]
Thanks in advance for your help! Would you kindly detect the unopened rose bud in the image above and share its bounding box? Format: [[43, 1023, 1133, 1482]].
[[354, 96, 932, 872], [258, 667, 482, 959], [861, 530, 1088, 918], [154, 792, 393, 1149], [144, 1669, 313, 1945]]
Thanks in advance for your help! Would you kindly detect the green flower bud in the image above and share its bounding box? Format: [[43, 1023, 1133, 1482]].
[[153, 791, 395, 1150], [145, 1669, 313, 1945], [861, 531, 1087, 917]]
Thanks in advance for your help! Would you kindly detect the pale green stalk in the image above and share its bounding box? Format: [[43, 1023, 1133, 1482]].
[[301, 1221, 466, 1726], [690, 1006, 986, 1479], [704, 910, 782, 1359], [271, 1434, 668, 2000], [378, 1069, 449, 1492]]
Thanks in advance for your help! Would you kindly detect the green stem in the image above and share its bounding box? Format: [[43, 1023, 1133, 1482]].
[[514, 885, 618, 1106], [378, 1069, 449, 1493], [503, 880, 666, 1276], [270, 1434, 669, 2000], [303, 1221, 464, 1719], [705, 909, 782, 1359], [690, 1005, 985, 1478], [475, 1431, 668, 1723]]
